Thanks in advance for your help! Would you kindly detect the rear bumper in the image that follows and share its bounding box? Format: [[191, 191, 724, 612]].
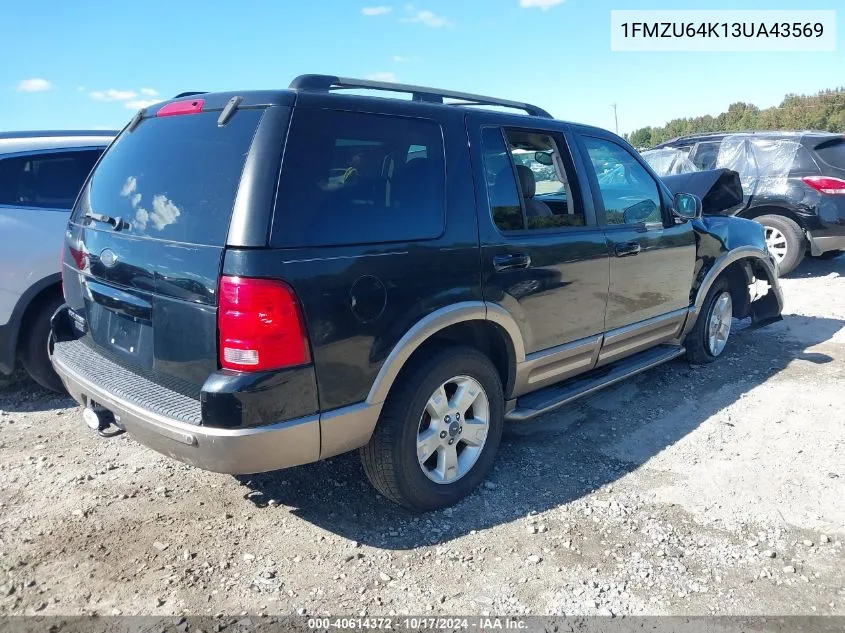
[[52, 347, 321, 474], [806, 197, 845, 255], [807, 234, 845, 256], [48, 304, 381, 474]]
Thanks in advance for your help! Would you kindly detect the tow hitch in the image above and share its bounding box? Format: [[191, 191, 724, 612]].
[[83, 405, 125, 438]]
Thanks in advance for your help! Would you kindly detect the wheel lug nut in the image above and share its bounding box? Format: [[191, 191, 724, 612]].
[[439, 431, 447, 439], [448, 438, 455, 445], [458, 426, 463, 433]]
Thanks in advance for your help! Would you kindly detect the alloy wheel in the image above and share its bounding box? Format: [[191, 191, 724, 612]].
[[764, 226, 788, 263], [707, 291, 733, 357], [416, 375, 490, 484]]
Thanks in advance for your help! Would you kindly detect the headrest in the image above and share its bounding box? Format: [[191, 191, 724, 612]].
[[515, 164, 536, 198]]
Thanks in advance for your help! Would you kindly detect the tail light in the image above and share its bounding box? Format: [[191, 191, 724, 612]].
[[802, 176, 845, 195], [218, 276, 310, 372]]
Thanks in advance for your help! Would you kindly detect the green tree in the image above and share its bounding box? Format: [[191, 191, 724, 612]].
[[631, 88, 844, 148]]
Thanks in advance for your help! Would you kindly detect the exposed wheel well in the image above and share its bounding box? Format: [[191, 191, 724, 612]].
[[389, 320, 516, 401], [716, 256, 780, 321], [16, 283, 63, 353], [719, 262, 752, 319]]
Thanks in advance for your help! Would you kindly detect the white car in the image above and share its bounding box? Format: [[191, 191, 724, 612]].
[[0, 130, 115, 390]]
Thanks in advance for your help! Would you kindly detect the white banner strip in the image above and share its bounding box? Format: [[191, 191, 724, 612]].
[[611, 10, 836, 52]]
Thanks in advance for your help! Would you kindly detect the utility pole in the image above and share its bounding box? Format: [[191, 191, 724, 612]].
[[611, 103, 619, 135]]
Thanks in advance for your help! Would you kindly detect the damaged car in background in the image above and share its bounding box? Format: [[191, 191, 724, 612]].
[[642, 132, 845, 275]]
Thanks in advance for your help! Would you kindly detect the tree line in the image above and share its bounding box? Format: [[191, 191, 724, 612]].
[[625, 88, 845, 149]]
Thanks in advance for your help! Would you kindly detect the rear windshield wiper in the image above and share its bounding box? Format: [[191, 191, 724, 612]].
[[84, 211, 128, 231]]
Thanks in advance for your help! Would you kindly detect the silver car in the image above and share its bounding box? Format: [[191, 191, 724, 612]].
[[0, 130, 115, 390]]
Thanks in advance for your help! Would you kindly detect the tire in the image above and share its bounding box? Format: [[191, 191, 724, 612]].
[[19, 295, 66, 393], [756, 214, 805, 276], [813, 249, 842, 261], [360, 346, 504, 511], [686, 277, 734, 365]]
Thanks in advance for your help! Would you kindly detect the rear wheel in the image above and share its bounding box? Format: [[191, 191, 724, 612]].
[[19, 295, 66, 393], [756, 214, 805, 276], [360, 346, 504, 511], [686, 277, 734, 365]]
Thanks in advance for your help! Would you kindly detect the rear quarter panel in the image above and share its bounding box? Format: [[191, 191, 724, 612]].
[[0, 206, 68, 325]]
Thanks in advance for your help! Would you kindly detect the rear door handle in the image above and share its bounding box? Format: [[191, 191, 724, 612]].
[[493, 253, 531, 272], [614, 241, 641, 257]]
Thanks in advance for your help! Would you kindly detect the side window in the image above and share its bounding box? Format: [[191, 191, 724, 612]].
[[273, 110, 445, 247], [690, 142, 720, 170], [0, 150, 101, 209], [480, 127, 524, 231], [583, 136, 663, 226], [790, 145, 821, 175], [480, 126, 586, 232]]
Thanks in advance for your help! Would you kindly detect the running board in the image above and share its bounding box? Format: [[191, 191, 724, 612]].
[[505, 344, 686, 422]]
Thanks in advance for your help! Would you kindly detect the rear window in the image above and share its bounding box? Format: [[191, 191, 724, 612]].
[[814, 139, 845, 169], [73, 109, 262, 245], [272, 109, 446, 247], [0, 149, 102, 209]]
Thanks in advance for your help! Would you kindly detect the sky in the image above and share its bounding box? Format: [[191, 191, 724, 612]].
[[2, 0, 842, 135]]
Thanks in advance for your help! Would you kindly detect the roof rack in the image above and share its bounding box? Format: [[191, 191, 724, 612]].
[[289, 74, 553, 119], [174, 91, 207, 98]]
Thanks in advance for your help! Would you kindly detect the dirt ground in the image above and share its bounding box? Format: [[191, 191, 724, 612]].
[[1, 256, 843, 618]]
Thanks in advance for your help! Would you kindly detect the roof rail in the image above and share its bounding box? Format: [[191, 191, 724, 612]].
[[289, 74, 553, 118], [174, 91, 207, 98]]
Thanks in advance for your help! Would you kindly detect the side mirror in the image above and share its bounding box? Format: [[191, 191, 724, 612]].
[[672, 192, 703, 221], [623, 200, 659, 224], [534, 152, 553, 166]]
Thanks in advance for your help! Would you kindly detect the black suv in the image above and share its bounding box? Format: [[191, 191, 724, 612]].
[[49, 75, 783, 510], [650, 132, 845, 275]]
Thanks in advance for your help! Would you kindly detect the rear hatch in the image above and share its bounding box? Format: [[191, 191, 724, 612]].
[[62, 105, 266, 399]]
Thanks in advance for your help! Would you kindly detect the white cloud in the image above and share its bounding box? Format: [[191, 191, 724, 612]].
[[125, 99, 161, 110], [367, 72, 398, 82], [402, 6, 453, 27], [362, 6, 391, 15], [17, 78, 52, 92], [140, 87, 159, 96], [90, 89, 137, 101], [120, 177, 181, 232], [519, 0, 565, 10], [120, 177, 137, 197], [150, 194, 181, 231]]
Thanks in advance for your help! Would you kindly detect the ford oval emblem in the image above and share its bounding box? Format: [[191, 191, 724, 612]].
[[100, 249, 118, 268]]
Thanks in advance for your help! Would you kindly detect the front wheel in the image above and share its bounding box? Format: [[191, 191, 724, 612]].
[[686, 277, 734, 365], [360, 346, 504, 511]]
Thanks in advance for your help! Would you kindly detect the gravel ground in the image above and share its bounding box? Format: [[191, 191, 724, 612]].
[[1, 256, 844, 617]]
